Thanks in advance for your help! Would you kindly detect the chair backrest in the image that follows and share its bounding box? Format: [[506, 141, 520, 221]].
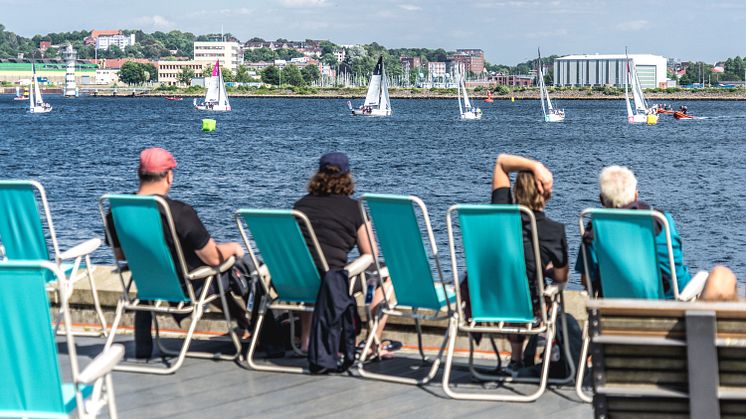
[[0, 180, 59, 281], [361, 194, 443, 311], [236, 209, 323, 304], [581, 208, 673, 300], [0, 261, 67, 417], [448, 204, 538, 324], [101, 194, 189, 302]]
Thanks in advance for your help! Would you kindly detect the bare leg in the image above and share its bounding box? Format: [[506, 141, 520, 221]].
[[508, 335, 525, 362], [300, 312, 312, 352], [369, 279, 394, 344], [701, 265, 737, 302]]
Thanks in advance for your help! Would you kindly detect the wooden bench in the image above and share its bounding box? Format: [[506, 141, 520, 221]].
[[587, 299, 746, 419]]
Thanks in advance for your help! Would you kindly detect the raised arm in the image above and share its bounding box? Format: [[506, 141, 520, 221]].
[[492, 154, 554, 195]]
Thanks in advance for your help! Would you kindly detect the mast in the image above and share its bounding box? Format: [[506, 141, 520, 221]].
[[538, 48, 547, 118], [29, 62, 35, 109], [457, 67, 464, 115], [624, 47, 633, 118]]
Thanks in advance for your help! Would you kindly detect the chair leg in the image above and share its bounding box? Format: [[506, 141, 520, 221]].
[[104, 300, 125, 351], [245, 298, 306, 374], [414, 317, 429, 363], [576, 320, 593, 403], [105, 373, 118, 419], [85, 255, 109, 337]]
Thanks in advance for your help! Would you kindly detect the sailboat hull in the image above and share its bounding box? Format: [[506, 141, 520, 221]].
[[195, 103, 231, 112], [545, 113, 565, 122], [351, 108, 391, 117], [627, 114, 650, 124], [29, 106, 53, 113], [460, 111, 482, 120]]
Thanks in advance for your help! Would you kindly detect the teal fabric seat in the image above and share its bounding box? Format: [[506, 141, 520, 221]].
[[236, 208, 328, 374], [443, 204, 567, 402], [0, 261, 120, 418], [0, 180, 108, 336], [100, 194, 241, 375], [356, 194, 457, 386], [575, 208, 683, 403]]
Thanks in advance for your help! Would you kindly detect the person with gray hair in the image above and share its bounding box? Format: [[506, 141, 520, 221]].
[[575, 165, 693, 298]]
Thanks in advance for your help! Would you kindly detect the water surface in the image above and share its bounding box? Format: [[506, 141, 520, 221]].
[[2, 96, 745, 289]]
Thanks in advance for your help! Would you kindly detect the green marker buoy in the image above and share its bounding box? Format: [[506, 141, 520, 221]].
[[202, 119, 216, 132]]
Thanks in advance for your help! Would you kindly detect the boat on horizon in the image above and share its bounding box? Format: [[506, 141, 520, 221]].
[[456, 64, 481, 120], [194, 60, 231, 111], [350, 56, 392, 117], [624, 48, 657, 125], [165, 96, 183, 101], [29, 63, 52, 113], [537, 48, 564, 122], [13, 85, 28, 101]]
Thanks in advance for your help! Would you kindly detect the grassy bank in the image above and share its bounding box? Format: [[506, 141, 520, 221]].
[[140, 84, 746, 100]]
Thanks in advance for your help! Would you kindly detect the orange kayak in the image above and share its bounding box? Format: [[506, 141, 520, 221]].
[[673, 111, 695, 120]]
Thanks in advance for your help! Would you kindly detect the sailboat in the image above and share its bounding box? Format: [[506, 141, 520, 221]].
[[456, 65, 481, 120], [194, 60, 231, 112], [537, 49, 564, 122], [28, 63, 52, 113], [624, 48, 657, 125], [350, 56, 391, 116], [13, 85, 28, 101]]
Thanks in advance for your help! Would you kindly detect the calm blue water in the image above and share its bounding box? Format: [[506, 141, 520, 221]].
[[2, 95, 746, 289]]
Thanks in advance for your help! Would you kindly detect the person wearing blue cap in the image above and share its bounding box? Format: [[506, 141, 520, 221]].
[[293, 152, 395, 359]]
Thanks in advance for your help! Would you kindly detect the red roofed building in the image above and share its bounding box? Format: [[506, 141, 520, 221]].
[[85, 30, 123, 46]]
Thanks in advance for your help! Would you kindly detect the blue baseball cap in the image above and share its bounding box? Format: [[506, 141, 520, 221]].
[[319, 152, 350, 175]]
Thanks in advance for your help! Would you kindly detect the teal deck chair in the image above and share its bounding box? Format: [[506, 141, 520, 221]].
[[575, 208, 684, 402], [235, 208, 372, 374], [356, 194, 457, 385], [0, 260, 123, 419], [99, 194, 241, 375], [443, 204, 570, 402], [0, 180, 108, 337]]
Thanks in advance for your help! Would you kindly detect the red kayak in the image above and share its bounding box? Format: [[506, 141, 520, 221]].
[[673, 111, 695, 120], [165, 96, 183, 101]]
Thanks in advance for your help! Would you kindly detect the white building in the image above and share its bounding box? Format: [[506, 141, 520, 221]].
[[95, 69, 120, 85], [428, 61, 446, 77], [157, 60, 209, 86], [96, 34, 136, 50], [553, 54, 667, 89], [193, 41, 244, 72]]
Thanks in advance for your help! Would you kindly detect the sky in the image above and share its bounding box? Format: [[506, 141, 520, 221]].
[[1, 0, 744, 64]]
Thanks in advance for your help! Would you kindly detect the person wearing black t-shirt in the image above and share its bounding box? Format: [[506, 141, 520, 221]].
[[107, 148, 250, 356], [490, 154, 569, 375], [294, 152, 394, 358]]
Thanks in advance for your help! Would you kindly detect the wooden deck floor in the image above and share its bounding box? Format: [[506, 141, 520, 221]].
[[59, 337, 591, 418]]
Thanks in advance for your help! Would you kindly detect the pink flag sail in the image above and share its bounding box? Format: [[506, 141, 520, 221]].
[[212, 60, 220, 77]]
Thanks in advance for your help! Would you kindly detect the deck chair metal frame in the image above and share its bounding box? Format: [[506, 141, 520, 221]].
[[355, 194, 457, 386], [443, 204, 571, 402], [0, 260, 124, 419], [0, 179, 108, 337], [575, 208, 679, 402], [99, 194, 241, 375], [235, 208, 371, 374]]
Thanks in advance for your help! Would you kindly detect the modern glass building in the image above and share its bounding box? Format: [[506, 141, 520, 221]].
[[553, 54, 667, 89]]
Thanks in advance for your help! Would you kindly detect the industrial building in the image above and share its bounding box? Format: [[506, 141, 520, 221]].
[[0, 59, 97, 84], [553, 54, 667, 89]]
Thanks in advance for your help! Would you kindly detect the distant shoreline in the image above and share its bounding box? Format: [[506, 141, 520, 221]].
[[5, 88, 746, 101]]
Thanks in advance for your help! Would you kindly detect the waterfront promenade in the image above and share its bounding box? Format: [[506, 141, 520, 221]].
[[60, 336, 591, 418]]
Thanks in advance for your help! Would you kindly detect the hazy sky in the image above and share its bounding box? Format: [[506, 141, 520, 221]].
[[2, 0, 743, 64]]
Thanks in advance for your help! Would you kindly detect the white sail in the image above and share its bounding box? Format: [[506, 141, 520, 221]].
[[379, 72, 390, 110], [624, 62, 634, 118], [538, 49, 563, 122], [33, 74, 43, 106], [195, 60, 230, 111], [364, 76, 381, 106], [461, 74, 472, 110], [352, 56, 391, 116]]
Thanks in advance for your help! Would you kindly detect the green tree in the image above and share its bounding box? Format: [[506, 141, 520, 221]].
[[177, 66, 194, 86], [281, 64, 304, 86], [222, 67, 235, 82], [244, 47, 277, 62], [235, 65, 251, 83], [301, 64, 321, 85], [202, 64, 213, 78], [142, 63, 158, 82], [119, 61, 147, 85], [261, 65, 280, 85]]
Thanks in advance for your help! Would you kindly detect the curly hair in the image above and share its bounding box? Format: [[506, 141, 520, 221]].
[[307, 166, 355, 196], [514, 171, 548, 211]]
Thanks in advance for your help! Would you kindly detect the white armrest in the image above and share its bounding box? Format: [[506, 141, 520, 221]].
[[543, 284, 560, 298], [77, 344, 124, 385], [59, 238, 102, 260], [186, 256, 235, 281], [344, 254, 373, 277], [679, 270, 709, 301]]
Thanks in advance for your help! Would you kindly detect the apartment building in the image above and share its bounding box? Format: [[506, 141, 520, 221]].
[[193, 41, 244, 71]]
